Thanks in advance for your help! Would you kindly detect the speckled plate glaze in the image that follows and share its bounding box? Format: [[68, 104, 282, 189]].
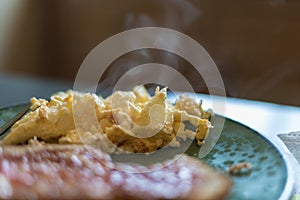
[[0, 105, 291, 199], [0, 104, 29, 129], [186, 115, 290, 200]]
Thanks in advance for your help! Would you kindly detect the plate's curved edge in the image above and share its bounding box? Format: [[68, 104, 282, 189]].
[[273, 135, 298, 200], [222, 115, 296, 200]]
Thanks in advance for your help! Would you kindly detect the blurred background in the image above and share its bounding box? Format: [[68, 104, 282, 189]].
[[1, 0, 300, 106]]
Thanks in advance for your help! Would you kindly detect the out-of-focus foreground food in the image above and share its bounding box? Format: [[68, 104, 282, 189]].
[[1, 86, 212, 153], [0, 144, 231, 200]]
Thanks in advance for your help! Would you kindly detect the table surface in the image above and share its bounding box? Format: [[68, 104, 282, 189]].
[[192, 93, 300, 137]]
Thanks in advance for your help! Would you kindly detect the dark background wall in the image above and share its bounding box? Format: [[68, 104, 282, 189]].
[[1, 0, 300, 106]]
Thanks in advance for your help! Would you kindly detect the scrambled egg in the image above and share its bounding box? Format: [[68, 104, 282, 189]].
[[1, 86, 212, 153]]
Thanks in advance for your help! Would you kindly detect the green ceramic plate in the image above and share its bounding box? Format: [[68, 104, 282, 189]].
[[188, 115, 290, 200], [0, 104, 292, 200]]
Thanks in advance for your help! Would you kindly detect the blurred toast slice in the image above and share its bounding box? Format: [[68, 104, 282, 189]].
[[0, 144, 231, 200]]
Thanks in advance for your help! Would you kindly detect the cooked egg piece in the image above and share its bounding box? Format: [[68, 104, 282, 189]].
[[1, 85, 212, 153]]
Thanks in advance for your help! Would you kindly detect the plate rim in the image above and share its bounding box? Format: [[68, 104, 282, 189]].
[[222, 115, 296, 200]]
